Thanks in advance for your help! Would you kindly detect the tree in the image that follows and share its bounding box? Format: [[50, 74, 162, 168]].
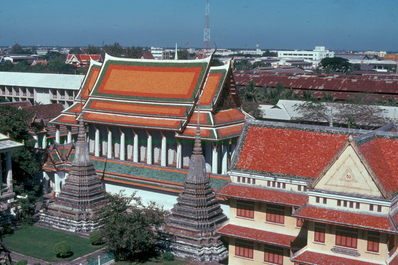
[[10, 44, 26, 54], [68, 47, 83, 54], [294, 100, 387, 128], [125, 47, 144, 58], [98, 192, 167, 262], [177, 49, 189, 59], [320, 57, 352, 73], [262, 50, 277, 57], [103, 42, 124, 57], [53, 241, 73, 258], [85, 45, 102, 54]]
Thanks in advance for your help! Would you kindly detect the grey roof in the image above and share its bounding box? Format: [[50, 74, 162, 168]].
[[0, 133, 23, 152], [0, 72, 84, 90]]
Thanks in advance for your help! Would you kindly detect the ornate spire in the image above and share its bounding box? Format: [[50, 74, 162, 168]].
[[72, 121, 90, 167], [39, 120, 108, 233], [165, 108, 227, 262], [174, 43, 178, 60]]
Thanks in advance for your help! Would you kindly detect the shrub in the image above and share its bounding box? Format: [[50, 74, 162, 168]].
[[89, 231, 104, 245], [163, 252, 175, 261], [16, 261, 28, 265], [53, 241, 73, 258]]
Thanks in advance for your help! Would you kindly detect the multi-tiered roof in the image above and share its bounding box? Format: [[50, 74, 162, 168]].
[[165, 125, 228, 262], [40, 122, 108, 233], [51, 54, 245, 139]]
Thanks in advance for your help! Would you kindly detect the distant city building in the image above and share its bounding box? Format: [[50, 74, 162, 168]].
[[65, 54, 101, 67], [0, 72, 84, 107], [150, 47, 164, 60], [277, 46, 335, 67]]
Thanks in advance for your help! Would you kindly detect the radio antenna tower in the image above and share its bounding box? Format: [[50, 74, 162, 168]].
[[203, 0, 210, 50]]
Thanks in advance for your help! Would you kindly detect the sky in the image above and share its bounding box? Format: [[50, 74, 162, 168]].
[[1, 0, 397, 51]]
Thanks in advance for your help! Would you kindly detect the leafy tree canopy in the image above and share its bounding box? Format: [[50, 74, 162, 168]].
[[98, 192, 167, 262], [320, 57, 352, 73], [10, 44, 27, 54]]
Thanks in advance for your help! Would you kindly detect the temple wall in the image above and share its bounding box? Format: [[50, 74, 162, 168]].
[[104, 183, 229, 216]]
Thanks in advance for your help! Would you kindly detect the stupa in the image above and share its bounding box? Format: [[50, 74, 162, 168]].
[[39, 121, 108, 233], [165, 122, 228, 262]]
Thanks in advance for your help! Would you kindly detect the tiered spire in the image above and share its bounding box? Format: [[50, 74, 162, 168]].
[[39, 121, 108, 233], [165, 111, 228, 262]]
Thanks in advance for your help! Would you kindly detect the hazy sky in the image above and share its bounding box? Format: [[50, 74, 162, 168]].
[[1, 0, 397, 51]]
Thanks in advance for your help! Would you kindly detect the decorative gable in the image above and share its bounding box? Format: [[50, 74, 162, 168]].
[[314, 144, 383, 198]]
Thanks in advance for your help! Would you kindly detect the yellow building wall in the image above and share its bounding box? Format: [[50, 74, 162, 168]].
[[228, 238, 293, 265], [229, 199, 301, 237], [306, 221, 390, 264]]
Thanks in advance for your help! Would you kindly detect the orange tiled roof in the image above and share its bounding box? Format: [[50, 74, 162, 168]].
[[79, 65, 101, 100], [218, 224, 295, 248], [358, 137, 398, 196], [85, 99, 191, 118], [294, 205, 396, 233], [235, 124, 348, 179], [51, 114, 78, 126], [218, 183, 308, 207], [82, 112, 183, 130], [292, 250, 380, 265]]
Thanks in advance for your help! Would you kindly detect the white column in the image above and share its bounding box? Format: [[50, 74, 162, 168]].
[[42, 134, 47, 149], [6, 152, 12, 191], [42, 171, 49, 194], [221, 144, 228, 175], [120, 129, 126, 161], [176, 141, 182, 168], [161, 133, 167, 167], [146, 131, 152, 165], [0, 155, 2, 189], [212, 143, 219, 174], [67, 126, 72, 143], [54, 172, 61, 196], [107, 128, 113, 159], [133, 130, 139, 163], [33, 135, 39, 148], [55, 126, 60, 144], [95, 126, 100, 157]]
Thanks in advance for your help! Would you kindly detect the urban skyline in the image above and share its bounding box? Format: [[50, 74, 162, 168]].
[[1, 0, 397, 51]]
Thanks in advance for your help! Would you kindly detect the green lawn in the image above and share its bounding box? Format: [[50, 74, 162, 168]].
[[114, 259, 188, 265], [3, 225, 102, 262]]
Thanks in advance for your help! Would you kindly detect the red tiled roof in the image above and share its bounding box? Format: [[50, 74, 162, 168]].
[[235, 126, 348, 178], [218, 224, 295, 248], [79, 65, 101, 99], [217, 124, 244, 139], [292, 250, 380, 265], [85, 99, 191, 118], [233, 70, 398, 100], [199, 72, 224, 107], [51, 114, 78, 125], [294, 205, 396, 232], [25, 104, 64, 120], [213, 109, 245, 125], [217, 183, 308, 207], [358, 137, 398, 196]]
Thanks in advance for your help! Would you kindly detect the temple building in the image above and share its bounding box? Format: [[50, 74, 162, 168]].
[[39, 122, 108, 233], [44, 54, 245, 210], [0, 133, 23, 225], [165, 125, 227, 262], [218, 120, 398, 265]]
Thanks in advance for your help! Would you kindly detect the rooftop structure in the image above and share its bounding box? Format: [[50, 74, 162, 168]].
[[65, 54, 101, 67], [39, 122, 108, 233], [234, 70, 398, 101], [277, 46, 334, 67], [218, 120, 398, 264], [44, 54, 245, 211], [0, 71, 84, 107], [165, 125, 227, 262]]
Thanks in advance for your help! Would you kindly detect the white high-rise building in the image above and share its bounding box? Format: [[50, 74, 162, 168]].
[[277, 46, 335, 66]]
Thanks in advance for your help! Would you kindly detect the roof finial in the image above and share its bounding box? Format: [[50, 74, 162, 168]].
[[174, 43, 178, 60]]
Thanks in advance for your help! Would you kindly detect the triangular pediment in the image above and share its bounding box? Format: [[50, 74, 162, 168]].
[[314, 144, 383, 197]]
